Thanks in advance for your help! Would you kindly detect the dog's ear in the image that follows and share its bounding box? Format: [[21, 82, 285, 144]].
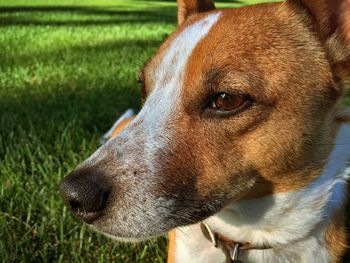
[[341, 0, 350, 45], [177, 0, 215, 25], [287, 0, 350, 78]]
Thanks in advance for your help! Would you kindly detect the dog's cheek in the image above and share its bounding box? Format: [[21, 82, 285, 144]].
[[154, 127, 256, 219]]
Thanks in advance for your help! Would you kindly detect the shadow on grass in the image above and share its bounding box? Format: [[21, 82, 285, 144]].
[[134, 0, 243, 2], [0, 5, 176, 15], [1, 37, 164, 68], [136, 0, 244, 4], [0, 1, 247, 27], [0, 6, 177, 26], [0, 38, 164, 135], [0, 84, 138, 138]]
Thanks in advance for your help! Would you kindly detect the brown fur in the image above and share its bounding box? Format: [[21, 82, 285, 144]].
[[343, 0, 350, 44], [325, 202, 348, 262], [158, 0, 350, 260], [143, 1, 348, 200]]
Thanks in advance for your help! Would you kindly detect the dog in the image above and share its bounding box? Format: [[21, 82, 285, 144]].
[[59, 0, 350, 262]]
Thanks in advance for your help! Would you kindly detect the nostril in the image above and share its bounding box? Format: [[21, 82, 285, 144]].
[[69, 200, 81, 212], [68, 198, 103, 224], [101, 190, 110, 210]]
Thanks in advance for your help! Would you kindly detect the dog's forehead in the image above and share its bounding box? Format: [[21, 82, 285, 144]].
[[144, 2, 332, 108], [145, 11, 222, 90], [145, 4, 288, 96]]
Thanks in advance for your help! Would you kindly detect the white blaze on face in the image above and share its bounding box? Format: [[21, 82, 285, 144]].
[[142, 11, 222, 121], [136, 12, 222, 140], [110, 12, 223, 168]]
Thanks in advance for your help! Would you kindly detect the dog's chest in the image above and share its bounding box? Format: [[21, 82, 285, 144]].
[[173, 224, 226, 263]]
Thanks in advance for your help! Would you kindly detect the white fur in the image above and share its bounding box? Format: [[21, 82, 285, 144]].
[[129, 11, 222, 131], [174, 123, 350, 263], [175, 224, 226, 263]]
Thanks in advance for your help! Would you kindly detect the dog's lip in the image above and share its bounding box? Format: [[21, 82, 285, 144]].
[[91, 220, 165, 241], [95, 229, 160, 242]]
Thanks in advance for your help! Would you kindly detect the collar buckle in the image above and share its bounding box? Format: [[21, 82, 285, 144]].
[[200, 222, 218, 247], [231, 243, 242, 263]]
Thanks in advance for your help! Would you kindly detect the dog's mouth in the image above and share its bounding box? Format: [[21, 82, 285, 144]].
[[96, 233, 149, 243], [86, 198, 219, 240]]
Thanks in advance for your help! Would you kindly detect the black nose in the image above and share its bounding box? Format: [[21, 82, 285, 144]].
[[59, 171, 109, 224]]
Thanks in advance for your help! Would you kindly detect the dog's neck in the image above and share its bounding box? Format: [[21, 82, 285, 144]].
[[174, 123, 350, 263]]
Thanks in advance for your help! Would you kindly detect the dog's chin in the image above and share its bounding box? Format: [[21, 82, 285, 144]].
[[99, 231, 158, 243], [88, 218, 171, 242], [91, 226, 164, 243]]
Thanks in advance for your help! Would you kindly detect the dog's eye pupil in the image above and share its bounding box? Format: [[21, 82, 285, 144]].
[[211, 93, 246, 111]]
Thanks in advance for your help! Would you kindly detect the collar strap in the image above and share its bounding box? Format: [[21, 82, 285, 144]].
[[200, 222, 272, 263]]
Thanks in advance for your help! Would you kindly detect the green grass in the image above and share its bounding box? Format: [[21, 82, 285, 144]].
[[0, 0, 349, 262]]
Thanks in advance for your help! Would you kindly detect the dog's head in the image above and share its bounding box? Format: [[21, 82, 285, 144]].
[[60, 0, 350, 241]]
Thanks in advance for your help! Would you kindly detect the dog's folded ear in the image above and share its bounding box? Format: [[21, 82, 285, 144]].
[[341, 0, 350, 45], [287, 0, 349, 42], [287, 0, 350, 79], [177, 0, 215, 25]]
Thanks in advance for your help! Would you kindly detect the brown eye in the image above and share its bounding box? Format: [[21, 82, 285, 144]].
[[210, 93, 247, 112]]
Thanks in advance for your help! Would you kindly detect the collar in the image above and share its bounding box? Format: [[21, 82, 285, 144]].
[[200, 222, 272, 263]]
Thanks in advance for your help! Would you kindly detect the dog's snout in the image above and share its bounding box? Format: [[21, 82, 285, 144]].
[[59, 172, 109, 224]]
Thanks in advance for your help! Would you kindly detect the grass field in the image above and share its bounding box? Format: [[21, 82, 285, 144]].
[[0, 0, 349, 262]]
